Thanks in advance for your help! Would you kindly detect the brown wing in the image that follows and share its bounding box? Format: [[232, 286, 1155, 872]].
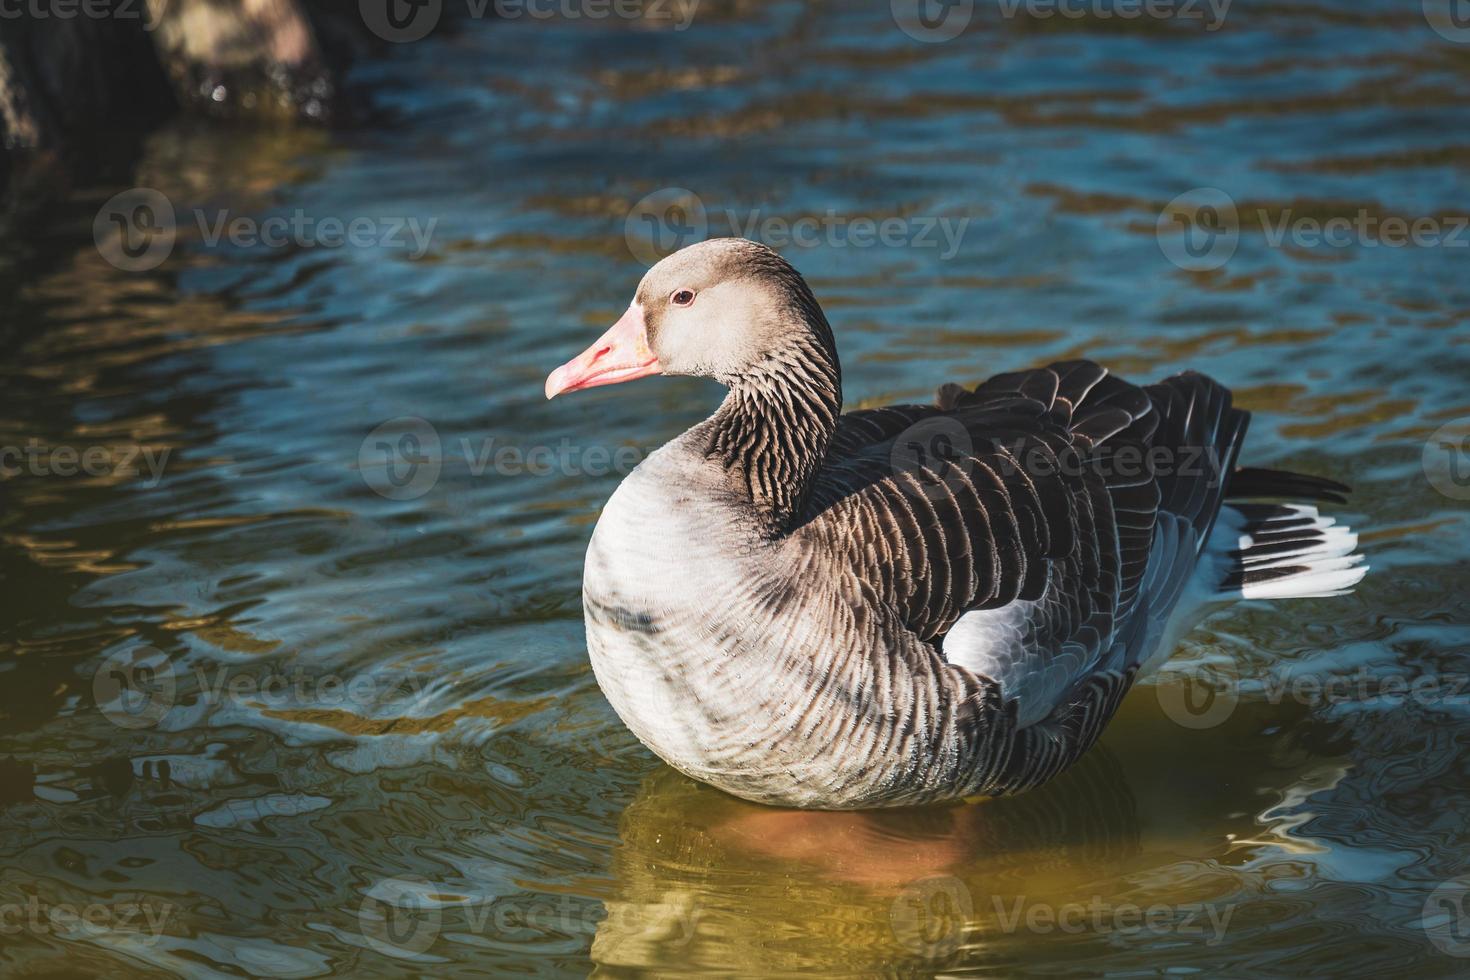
[[802, 360, 1166, 643]]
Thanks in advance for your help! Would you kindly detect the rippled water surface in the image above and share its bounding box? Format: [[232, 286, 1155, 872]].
[[3, 1, 1469, 975]]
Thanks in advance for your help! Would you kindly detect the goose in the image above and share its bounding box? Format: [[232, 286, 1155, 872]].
[[545, 238, 1367, 810]]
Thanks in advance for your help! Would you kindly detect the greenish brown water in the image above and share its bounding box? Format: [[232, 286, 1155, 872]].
[[2, 1, 1470, 975]]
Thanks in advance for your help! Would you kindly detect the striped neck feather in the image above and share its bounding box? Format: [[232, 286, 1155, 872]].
[[706, 332, 842, 533]]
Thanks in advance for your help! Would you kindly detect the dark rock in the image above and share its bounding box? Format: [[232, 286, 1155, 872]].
[[0, 6, 175, 166], [144, 0, 343, 123], [0, 0, 371, 193]]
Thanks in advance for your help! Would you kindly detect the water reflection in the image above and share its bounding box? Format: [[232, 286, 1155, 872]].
[[594, 695, 1350, 974]]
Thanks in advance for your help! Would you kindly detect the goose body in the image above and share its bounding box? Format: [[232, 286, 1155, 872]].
[[548, 239, 1367, 809], [584, 429, 972, 808]]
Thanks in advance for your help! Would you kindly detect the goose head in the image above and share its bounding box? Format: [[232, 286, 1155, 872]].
[[545, 238, 836, 399]]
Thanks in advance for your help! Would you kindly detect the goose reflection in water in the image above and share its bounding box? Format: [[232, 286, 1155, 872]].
[[591, 695, 1350, 975]]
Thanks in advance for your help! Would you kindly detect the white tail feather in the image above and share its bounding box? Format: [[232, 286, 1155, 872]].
[[1211, 504, 1368, 601]]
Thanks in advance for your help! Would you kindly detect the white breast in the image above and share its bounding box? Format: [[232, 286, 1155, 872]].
[[584, 444, 741, 615], [581, 443, 779, 776]]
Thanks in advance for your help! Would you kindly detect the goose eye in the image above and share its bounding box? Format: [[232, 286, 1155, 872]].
[[670, 289, 695, 307]]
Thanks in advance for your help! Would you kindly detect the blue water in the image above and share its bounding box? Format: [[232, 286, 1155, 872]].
[[1, 1, 1468, 974]]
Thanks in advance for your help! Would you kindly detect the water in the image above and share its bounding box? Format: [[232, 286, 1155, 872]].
[[2, 1, 1468, 974]]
